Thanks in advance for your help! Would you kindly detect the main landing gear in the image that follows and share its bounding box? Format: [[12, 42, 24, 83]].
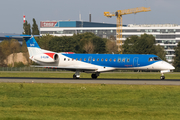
[[72, 71, 100, 79], [91, 73, 100, 79]]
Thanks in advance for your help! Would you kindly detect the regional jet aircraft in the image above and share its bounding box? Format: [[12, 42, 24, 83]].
[[6, 35, 175, 80]]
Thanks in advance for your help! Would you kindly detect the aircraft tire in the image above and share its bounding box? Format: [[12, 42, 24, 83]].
[[73, 74, 76, 79], [91, 74, 97, 79], [160, 76, 165, 80], [73, 74, 80, 79]]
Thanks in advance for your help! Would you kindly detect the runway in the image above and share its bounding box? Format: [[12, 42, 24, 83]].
[[0, 77, 180, 85]]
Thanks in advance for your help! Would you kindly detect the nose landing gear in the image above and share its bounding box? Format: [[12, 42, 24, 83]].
[[73, 70, 80, 79], [160, 73, 165, 80], [160, 76, 165, 80]]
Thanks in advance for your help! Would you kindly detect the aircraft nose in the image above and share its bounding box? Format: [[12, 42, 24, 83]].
[[162, 61, 175, 70], [170, 65, 175, 70]]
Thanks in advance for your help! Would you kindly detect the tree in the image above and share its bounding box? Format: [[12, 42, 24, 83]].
[[21, 40, 29, 65], [93, 37, 107, 53], [83, 41, 94, 53], [32, 18, 39, 35], [155, 44, 166, 61], [173, 42, 180, 71], [23, 20, 31, 35], [49, 36, 79, 52], [36, 34, 54, 50], [122, 35, 139, 54], [0, 40, 11, 58], [106, 40, 118, 54], [10, 39, 21, 67], [0, 47, 6, 67], [122, 34, 166, 60]]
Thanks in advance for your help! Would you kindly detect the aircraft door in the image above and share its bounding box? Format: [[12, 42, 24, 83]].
[[133, 57, 139, 67], [88, 56, 92, 63]]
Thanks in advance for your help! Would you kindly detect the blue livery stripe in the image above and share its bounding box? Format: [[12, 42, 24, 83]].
[[62, 54, 160, 68]]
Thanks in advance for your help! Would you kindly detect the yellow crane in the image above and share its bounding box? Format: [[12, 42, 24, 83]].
[[104, 7, 151, 53]]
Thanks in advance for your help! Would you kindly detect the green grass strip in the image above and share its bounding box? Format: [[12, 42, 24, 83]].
[[0, 83, 180, 120]]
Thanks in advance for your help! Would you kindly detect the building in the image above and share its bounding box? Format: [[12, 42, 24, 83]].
[[40, 21, 180, 63]]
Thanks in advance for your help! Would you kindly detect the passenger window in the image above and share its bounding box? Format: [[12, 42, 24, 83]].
[[93, 58, 95, 61], [101, 58, 104, 61], [127, 59, 130, 62], [72, 58, 74, 61], [122, 59, 125, 62], [114, 59, 116, 62], [105, 59, 108, 62], [68, 59, 70, 61], [76, 58, 78, 61], [118, 58, 121, 62], [97, 58, 99, 61], [149, 57, 153, 61], [109, 59, 112, 62], [64, 58, 66, 61], [80, 58, 82, 61], [89, 58, 91, 61], [84, 58, 86, 61]]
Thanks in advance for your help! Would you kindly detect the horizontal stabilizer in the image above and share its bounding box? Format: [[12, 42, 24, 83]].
[[5, 35, 40, 38]]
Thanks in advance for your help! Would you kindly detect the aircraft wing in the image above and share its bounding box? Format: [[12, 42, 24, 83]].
[[32, 65, 98, 71]]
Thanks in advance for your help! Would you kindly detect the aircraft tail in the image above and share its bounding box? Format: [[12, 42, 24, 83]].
[[24, 36, 43, 57], [6, 35, 43, 57]]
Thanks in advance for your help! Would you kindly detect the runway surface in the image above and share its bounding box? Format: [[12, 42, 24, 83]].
[[0, 77, 180, 85]]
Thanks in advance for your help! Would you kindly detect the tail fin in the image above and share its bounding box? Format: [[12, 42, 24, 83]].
[[25, 36, 43, 57], [6, 35, 43, 57]]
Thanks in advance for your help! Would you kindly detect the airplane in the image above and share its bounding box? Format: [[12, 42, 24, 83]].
[[6, 35, 175, 80]]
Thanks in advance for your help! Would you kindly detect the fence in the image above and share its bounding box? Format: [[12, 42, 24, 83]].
[[0, 67, 64, 72]]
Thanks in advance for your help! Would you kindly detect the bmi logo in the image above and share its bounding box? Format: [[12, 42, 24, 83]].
[[30, 44, 34, 47]]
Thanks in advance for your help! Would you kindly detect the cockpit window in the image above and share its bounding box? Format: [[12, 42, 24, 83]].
[[153, 57, 161, 61], [149, 57, 153, 61], [149, 57, 161, 61]]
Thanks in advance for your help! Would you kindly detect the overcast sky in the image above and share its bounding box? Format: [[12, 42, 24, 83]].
[[0, 0, 180, 33]]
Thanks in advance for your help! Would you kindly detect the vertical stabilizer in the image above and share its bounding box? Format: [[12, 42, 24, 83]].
[[24, 36, 43, 57]]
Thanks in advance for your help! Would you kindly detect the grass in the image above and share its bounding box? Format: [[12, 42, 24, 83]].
[[0, 71, 180, 79], [0, 83, 180, 119]]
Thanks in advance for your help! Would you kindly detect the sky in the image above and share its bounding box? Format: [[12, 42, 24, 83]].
[[0, 0, 180, 33]]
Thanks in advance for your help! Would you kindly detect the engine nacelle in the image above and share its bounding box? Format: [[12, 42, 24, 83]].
[[33, 53, 59, 63]]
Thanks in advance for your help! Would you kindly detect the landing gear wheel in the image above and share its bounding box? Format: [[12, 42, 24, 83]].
[[73, 74, 79, 79], [160, 76, 165, 80], [73, 74, 76, 79], [91, 74, 97, 79]]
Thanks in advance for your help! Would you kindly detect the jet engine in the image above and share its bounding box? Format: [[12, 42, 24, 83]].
[[33, 53, 59, 63]]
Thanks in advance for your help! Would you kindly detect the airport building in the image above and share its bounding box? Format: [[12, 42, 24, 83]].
[[40, 21, 180, 63]]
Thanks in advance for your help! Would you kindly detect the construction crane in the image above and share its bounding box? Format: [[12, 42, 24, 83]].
[[104, 7, 151, 54]]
